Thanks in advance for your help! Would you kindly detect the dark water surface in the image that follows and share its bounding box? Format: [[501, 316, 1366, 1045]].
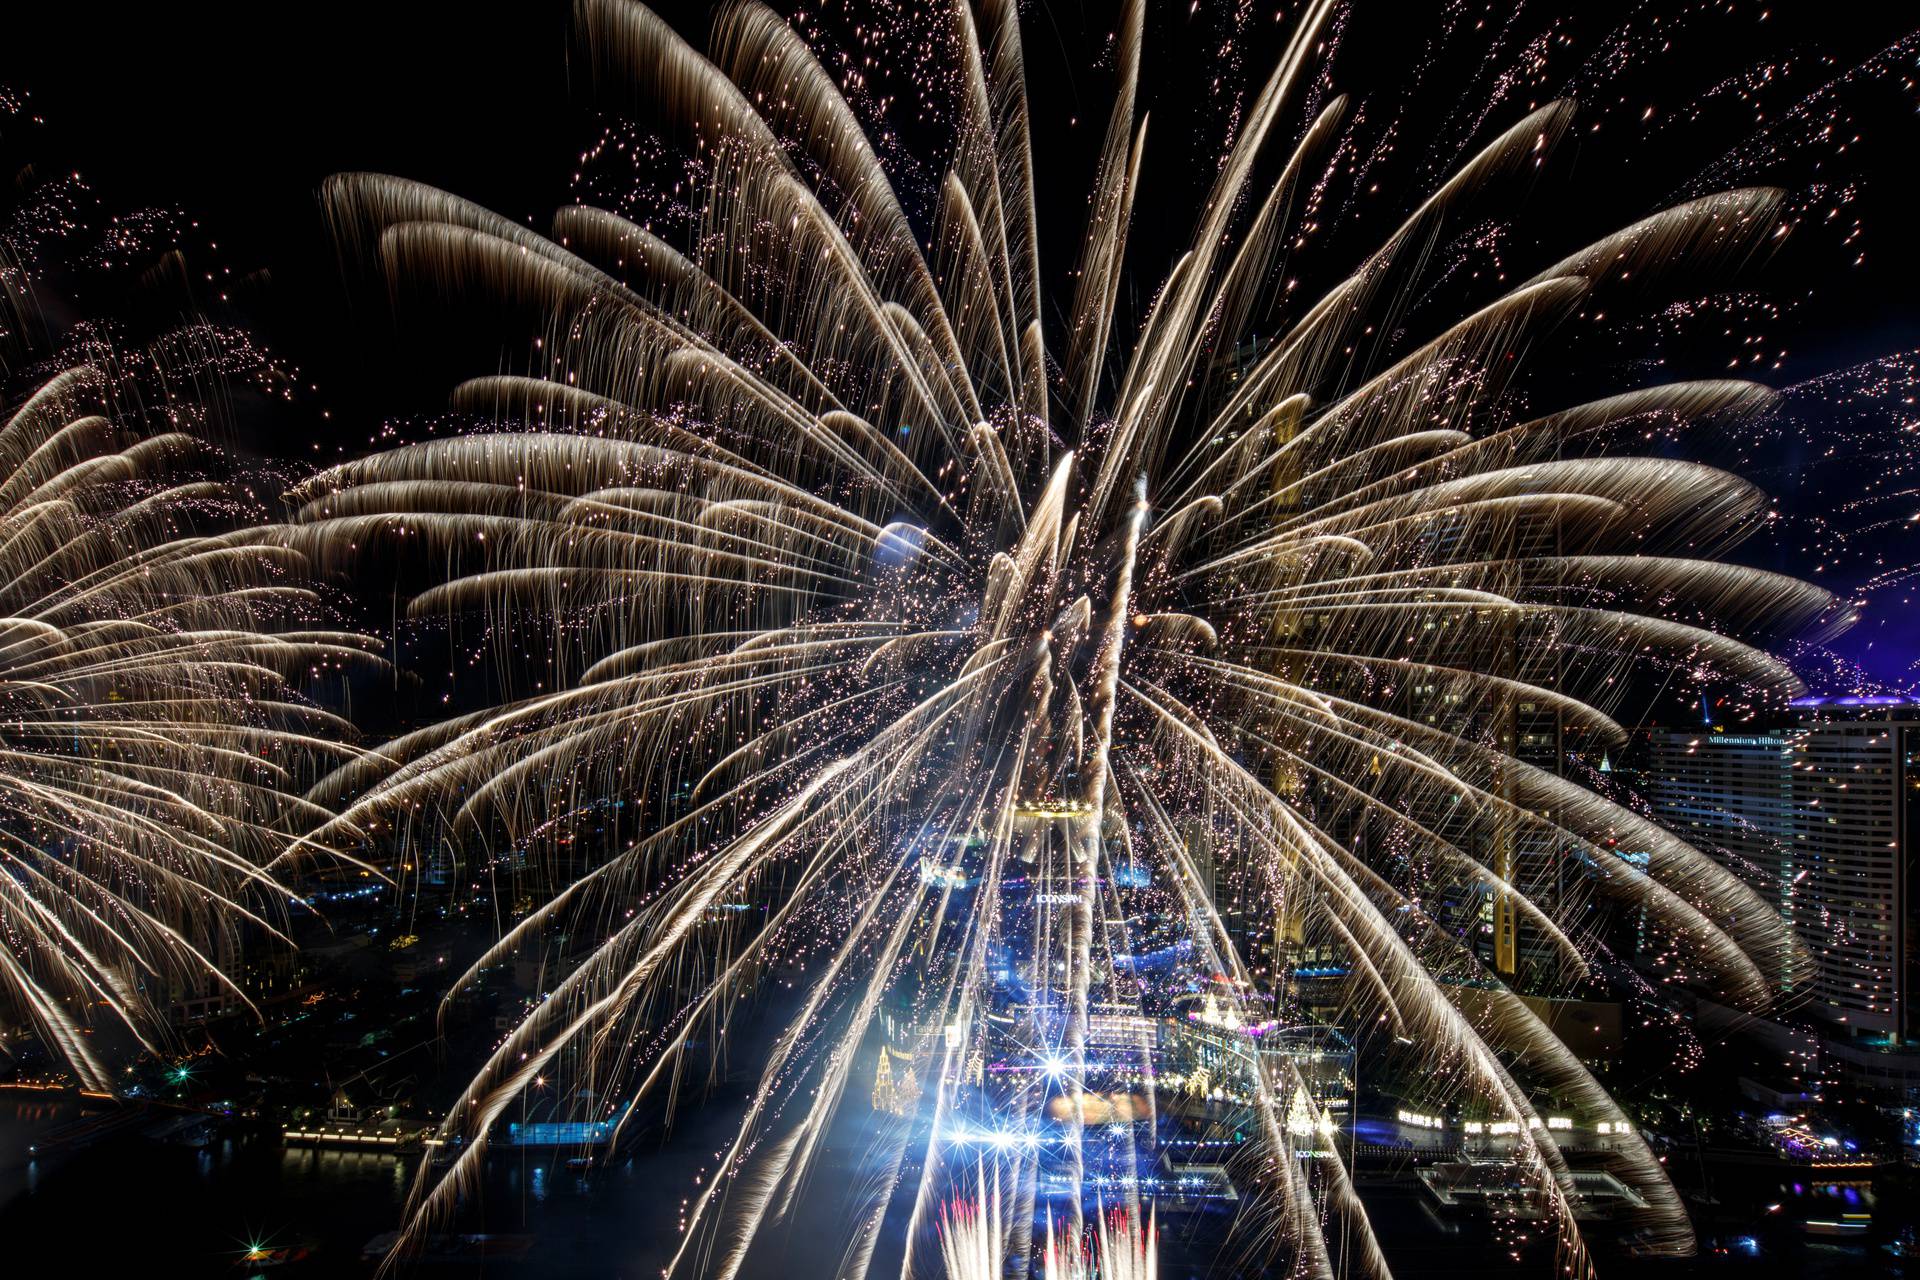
[[1, 1096, 1904, 1279]]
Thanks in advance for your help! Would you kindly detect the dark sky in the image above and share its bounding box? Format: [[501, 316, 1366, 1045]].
[[0, 0, 576, 431], [4, 0, 1918, 683], [6, 2, 1917, 407]]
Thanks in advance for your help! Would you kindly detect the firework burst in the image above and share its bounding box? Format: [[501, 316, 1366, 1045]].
[[296, 1, 1842, 1274], [0, 136, 381, 1088], [1043, 1198, 1155, 1280], [0, 374, 374, 1088]]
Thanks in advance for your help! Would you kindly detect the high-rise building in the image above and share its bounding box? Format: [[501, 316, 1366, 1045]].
[[1644, 727, 1799, 992], [1645, 697, 1920, 1057], [1786, 697, 1918, 1044]]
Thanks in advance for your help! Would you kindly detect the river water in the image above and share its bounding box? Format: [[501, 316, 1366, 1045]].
[[0, 1095, 1895, 1278]]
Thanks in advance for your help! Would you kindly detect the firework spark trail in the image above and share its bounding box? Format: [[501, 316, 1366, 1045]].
[[0, 353, 380, 1086], [294, 0, 1851, 1274], [1042, 1198, 1155, 1280]]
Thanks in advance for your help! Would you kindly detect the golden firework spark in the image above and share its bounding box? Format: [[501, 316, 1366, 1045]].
[[296, 2, 1840, 1274], [0, 364, 381, 1088]]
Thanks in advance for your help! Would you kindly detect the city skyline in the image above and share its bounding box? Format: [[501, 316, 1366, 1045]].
[[0, 3, 1916, 1278]]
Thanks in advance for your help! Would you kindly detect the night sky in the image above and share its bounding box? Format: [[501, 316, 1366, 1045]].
[[4, 0, 1919, 687], [2, 6, 1919, 1271]]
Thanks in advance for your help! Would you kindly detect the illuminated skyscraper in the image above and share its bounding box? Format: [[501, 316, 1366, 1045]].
[[1645, 727, 1800, 992], [1647, 699, 1920, 1064], [1786, 698, 1919, 1046]]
